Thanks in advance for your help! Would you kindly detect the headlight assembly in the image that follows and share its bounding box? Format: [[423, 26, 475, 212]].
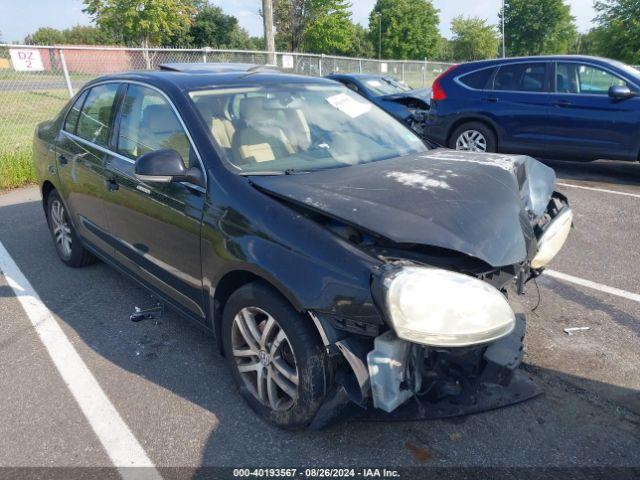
[[531, 207, 573, 269], [384, 267, 515, 347]]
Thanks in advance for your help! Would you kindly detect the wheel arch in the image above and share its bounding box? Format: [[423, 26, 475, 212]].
[[41, 180, 57, 215], [211, 268, 315, 355]]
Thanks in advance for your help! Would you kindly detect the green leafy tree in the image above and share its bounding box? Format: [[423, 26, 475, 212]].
[[274, 0, 356, 54], [500, 0, 577, 56], [368, 0, 440, 60], [450, 16, 499, 61], [188, 4, 252, 48], [302, 0, 355, 54], [25, 27, 65, 45], [593, 0, 640, 64], [433, 37, 454, 62], [83, 0, 195, 48], [347, 24, 375, 58]]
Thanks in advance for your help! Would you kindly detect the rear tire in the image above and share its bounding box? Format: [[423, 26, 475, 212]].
[[46, 190, 96, 268], [222, 281, 331, 429], [449, 121, 497, 153]]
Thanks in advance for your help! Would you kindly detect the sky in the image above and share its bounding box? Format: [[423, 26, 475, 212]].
[[0, 0, 597, 44]]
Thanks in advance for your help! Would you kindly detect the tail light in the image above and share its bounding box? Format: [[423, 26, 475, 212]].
[[431, 64, 459, 102]]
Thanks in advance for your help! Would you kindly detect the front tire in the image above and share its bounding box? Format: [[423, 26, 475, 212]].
[[449, 121, 497, 153], [46, 190, 96, 267], [222, 282, 331, 429]]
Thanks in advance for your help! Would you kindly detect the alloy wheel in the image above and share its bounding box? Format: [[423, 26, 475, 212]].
[[455, 130, 487, 152], [50, 199, 73, 259], [231, 306, 299, 411]]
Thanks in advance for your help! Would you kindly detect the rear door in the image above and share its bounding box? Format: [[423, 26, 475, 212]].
[[103, 82, 207, 320], [488, 61, 554, 155], [56, 82, 122, 255], [545, 61, 640, 160]]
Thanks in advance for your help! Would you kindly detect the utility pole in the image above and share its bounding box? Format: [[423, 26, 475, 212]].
[[502, 0, 506, 58], [376, 12, 382, 60], [262, 0, 276, 65]]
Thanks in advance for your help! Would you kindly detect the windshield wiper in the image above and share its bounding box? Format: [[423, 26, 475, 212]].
[[238, 168, 309, 176]]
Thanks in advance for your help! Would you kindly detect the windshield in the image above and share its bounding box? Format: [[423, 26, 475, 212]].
[[189, 83, 427, 174], [362, 77, 412, 96]]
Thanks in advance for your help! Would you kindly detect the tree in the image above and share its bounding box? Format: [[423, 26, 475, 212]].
[[450, 16, 499, 61], [274, 0, 356, 54], [368, 0, 440, 60], [25, 27, 65, 45], [189, 5, 252, 48], [592, 0, 640, 64], [347, 24, 375, 58], [433, 37, 455, 62], [501, 0, 577, 56], [302, 0, 356, 54], [83, 0, 195, 48]]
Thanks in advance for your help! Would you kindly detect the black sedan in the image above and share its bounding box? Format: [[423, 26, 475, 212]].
[[326, 73, 431, 137], [34, 65, 572, 429]]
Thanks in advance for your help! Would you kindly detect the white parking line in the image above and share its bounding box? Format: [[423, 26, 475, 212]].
[[546, 269, 640, 304], [0, 241, 161, 480], [556, 182, 640, 199]]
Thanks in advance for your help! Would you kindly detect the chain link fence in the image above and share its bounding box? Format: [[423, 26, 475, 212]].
[[0, 44, 454, 187]]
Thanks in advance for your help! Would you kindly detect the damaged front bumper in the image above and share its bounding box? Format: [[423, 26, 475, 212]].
[[310, 314, 541, 429]]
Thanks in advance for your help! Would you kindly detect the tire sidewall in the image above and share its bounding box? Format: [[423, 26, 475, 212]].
[[47, 191, 84, 266], [450, 122, 497, 153], [221, 282, 329, 429]]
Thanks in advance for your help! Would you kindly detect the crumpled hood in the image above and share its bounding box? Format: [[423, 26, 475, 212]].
[[251, 149, 556, 267], [380, 88, 431, 109]]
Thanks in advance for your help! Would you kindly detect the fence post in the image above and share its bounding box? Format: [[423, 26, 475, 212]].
[[202, 47, 207, 63], [359, 59, 362, 73], [423, 58, 427, 88], [401, 62, 405, 82], [319, 54, 324, 77], [59, 49, 74, 98]]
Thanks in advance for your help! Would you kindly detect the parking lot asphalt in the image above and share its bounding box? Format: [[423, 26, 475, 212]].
[[0, 159, 639, 474]]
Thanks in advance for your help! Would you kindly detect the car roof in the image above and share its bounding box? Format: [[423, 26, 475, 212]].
[[459, 55, 624, 69], [86, 68, 337, 92]]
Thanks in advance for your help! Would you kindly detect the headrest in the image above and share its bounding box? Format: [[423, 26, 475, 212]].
[[142, 104, 176, 133], [195, 96, 227, 118], [239, 97, 271, 125]]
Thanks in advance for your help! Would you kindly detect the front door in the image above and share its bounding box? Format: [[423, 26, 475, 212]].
[[103, 83, 207, 319], [55, 83, 122, 255], [545, 61, 640, 160]]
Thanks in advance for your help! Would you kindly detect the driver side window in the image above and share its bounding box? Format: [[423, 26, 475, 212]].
[[116, 84, 194, 167]]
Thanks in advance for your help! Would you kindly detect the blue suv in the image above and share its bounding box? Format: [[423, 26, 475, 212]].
[[426, 56, 640, 161]]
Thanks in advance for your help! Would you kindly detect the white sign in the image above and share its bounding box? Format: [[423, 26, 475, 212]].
[[10, 48, 44, 71], [380, 62, 388, 73], [281, 54, 294, 69], [326, 93, 372, 119]]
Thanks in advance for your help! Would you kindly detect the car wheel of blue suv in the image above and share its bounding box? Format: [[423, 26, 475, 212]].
[[449, 122, 497, 153]]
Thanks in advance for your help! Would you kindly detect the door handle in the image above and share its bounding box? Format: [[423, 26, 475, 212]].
[[58, 154, 68, 165], [554, 100, 571, 108], [483, 96, 499, 103], [106, 178, 119, 192]]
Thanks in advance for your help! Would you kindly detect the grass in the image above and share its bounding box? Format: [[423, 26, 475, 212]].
[[0, 148, 36, 190], [0, 88, 69, 190]]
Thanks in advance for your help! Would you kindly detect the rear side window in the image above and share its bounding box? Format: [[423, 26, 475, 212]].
[[116, 84, 193, 166], [63, 91, 88, 134], [76, 84, 120, 147], [493, 63, 548, 92], [458, 68, 496, 90]]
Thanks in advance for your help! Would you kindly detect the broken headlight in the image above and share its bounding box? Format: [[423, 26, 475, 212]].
[[383, 267, 515, 347], [531, 207, 573, 269]]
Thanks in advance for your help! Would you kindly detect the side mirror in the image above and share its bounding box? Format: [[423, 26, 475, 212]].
[[135, 149, 204, 187], [609, 85, 633, 99]]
